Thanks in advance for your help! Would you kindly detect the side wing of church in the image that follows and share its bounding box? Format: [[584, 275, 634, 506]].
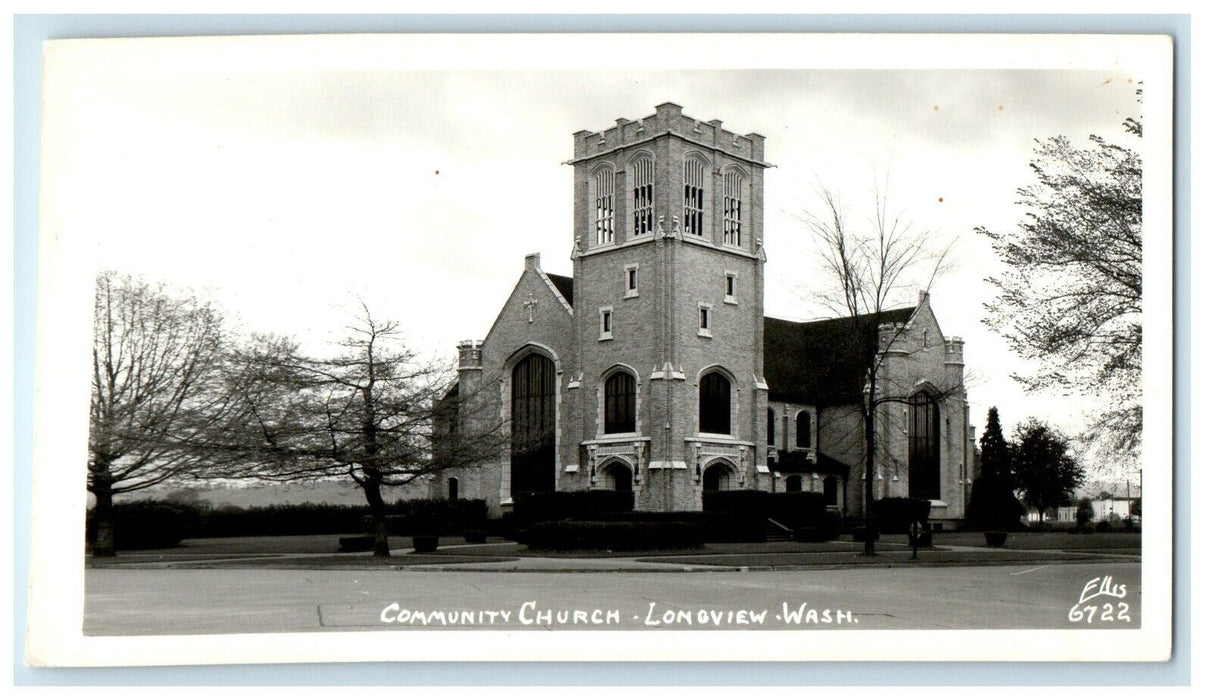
[[436, 103, 975, 529]]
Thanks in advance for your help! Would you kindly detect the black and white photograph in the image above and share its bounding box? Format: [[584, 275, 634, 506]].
[[25, 31, 1174, 667]]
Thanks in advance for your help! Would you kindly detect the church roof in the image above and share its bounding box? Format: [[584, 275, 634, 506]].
[[547, 273, 574, 306], [774, 450, 853, 476], [763, 306, 917, 406]]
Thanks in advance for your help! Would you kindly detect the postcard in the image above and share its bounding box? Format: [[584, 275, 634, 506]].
[[25, 31, 1173, 666]]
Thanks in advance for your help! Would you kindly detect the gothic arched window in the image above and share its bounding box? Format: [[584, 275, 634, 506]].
[[908, 391, 941, 500], [796, 411, 812, 449], [766, 408, 775, 446], [823, 476, 839, 506], [603, 371, 636, 434], [510, 353, 556, 496], [699, 371, 731, 434], [632, 157, 654, 236], [723, 169, 744, 246], [683, 157, 706, 236], [592, 166, 615, 245]]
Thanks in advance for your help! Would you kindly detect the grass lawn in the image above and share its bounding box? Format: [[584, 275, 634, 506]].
[[87, 530, 1143, 570], [932, 531, 1141, 552], [639, 548, 1138, 569]]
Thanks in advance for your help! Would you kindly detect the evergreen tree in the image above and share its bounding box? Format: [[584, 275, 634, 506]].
[[979, 407, 1010, 480]]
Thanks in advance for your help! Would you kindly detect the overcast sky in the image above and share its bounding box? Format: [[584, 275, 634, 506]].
[[41, 35, 1151, 484]]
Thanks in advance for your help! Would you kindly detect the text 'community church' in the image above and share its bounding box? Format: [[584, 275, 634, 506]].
[[435, 103, 975, 528]]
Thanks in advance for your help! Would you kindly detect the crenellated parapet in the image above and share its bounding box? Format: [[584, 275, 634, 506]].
[[457, 340, 483, 371], [944, 336, 965, 365], [571, 102, 769, 166]]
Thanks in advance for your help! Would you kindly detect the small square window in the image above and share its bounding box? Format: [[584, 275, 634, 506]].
[[624, 264, 639, 299], [600, 307, 613, 340], [724, 271, 738, 304], [698, 303, 712, 338]]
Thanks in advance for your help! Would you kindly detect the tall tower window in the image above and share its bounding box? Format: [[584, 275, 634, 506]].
[[699, 371, 731, 435], [766, 407, 775, 446], [632, 157, 654, 236], [603, 371, 636, 434], [684, 158, 706, 236], [723, 170, 744, 246], [592, 166, 615, 245], [908, 391, 941, 500]]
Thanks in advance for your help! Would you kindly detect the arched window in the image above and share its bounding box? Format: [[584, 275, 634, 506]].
[[592, 166, 615, 245], [908, 391, 941, 500], [683, 157, 706, 236], [785, 475, 802, 493], [699, 371, 731, 434], [823, 476, 838, 506], [723, 169, 744, 246], [766, 407, 775, 446], [796, 411, 812, 448], [447, 477, 459, 501], [603, 371, 636, 434], [632, 157, 654, 236], [511, 353, 556, 496]]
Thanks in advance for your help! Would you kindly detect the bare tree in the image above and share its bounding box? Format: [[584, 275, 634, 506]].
[[88, 272, 236, 557], [979, 94, 1142, 461], [224, 304, 503, 557], [803, 182, 955, 555]]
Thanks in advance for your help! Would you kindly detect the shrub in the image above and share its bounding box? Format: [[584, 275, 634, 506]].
[[874, 497, 931, 534], [386, 498, 488, 535], [412, 535, 439, 552], [511, 490, 634, 526], [1075, 498, 1095, 529], [966, 476, 1025, 531], [702, 490, 769, 518], [86, 501, 203, 550], [463, 529, 487, 544], [793, 512, 843, 542], [518, 520, 704, 551], [768, 492, 827, 527]]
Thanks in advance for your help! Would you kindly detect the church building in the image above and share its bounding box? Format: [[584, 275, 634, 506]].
[[437, 103, 975, 529]]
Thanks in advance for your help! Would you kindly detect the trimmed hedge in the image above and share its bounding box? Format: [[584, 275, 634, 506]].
[[511, 490, 634, 526], [385, 498, 488, 535], [874, 497, 932, 534], [199, 503, 369, 537], [793, 511, 843, 543], [701, 489, 834, 541], [86, 501, 203, 550], [518, 520, 704, 551], [89, 498, 490, 542]]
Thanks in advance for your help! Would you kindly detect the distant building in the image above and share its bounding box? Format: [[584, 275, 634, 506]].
[[435, 103, 974, 527]]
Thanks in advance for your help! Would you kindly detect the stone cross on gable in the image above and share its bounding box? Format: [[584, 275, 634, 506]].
[[523, 293, 539, 323]]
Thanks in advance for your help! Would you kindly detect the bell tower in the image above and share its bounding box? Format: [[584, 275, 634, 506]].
[[566, 103, 773, 510]]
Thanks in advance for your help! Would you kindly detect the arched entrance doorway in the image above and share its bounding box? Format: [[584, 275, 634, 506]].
[[702, 461, 738, 493], [599, 461, 633, 493], [511, 353, 556, 497]]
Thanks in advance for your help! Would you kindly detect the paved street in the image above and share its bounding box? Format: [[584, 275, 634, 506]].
[[84, 561, 1141, 635]]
